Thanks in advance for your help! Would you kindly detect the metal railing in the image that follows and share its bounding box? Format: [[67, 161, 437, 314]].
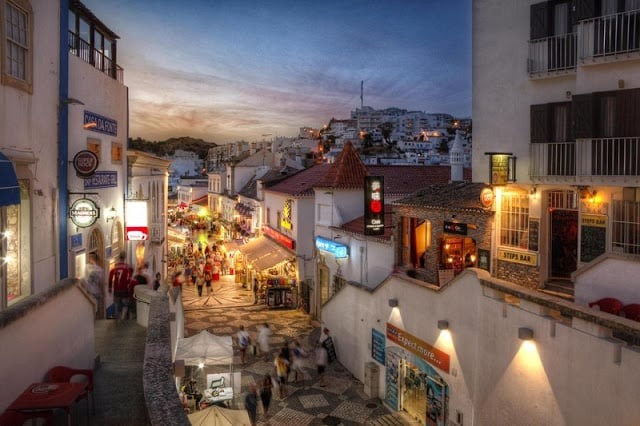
[[530, 137, 640, 179], [579, 9, 640, 61], [528, 33, 577, 75], [68, 31, 124, 83]]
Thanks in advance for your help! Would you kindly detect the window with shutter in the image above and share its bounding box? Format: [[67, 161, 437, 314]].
[[530, 104, 550, 143], [572, 94, 594, 138], [575, 0, 597, 20], [531, 2, 550, 40]]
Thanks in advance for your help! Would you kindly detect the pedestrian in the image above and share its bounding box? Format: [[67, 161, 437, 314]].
[[195, 270, 205, 297], [252, 278, 259, 304], [290, 340, 308, 383], [237, 325, 251, 364], [152, 272, 162, 291], [172, 270, 184, 300], [257, 323, 272, 360], [204, 260, 213, 295], [259, 374, 273, 418], [273, 352, 290, 398], [108, 252, 133, 319], [84, 252, 104, 319], [280, 343, 291, 381], [244, 383, 258, 426], [319, 327, 330, 345], [315, 343, 328, 387], [190, 262, 197, 287]]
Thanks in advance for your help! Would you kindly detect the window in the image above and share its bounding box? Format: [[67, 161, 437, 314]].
[[1, 180, 31, 309], [398, 216, 431, 269], [612, 188, 640, 254], [1, 0, 32, 92], [111, 142, 122, 164], [87, 138, 101, 160], [499, 193, 530, 250]]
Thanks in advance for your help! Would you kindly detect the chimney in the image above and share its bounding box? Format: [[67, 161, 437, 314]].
[[450, 130, 464, 182]]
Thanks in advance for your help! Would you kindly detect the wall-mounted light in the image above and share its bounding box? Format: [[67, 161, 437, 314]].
[[530, 186, 537, 195], [106, 207, 117, 222], [565, 90, 572, 99], [437, 320, 449, 330], [518, 327, 534, 341], [388, 298, 398, 308]]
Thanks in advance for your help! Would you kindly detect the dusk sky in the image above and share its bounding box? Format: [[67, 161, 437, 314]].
[[82, 0, 471, 144]]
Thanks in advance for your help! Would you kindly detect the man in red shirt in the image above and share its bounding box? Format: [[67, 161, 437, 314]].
[[108, 252, 133, 319]]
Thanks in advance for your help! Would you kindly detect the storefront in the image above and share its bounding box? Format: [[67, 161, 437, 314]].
[[385, 323, 450, 426]]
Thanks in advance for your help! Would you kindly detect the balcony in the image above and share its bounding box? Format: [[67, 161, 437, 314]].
[[578, 9, 640, 64], [530, 137, 640, 183], [68, 31, 124, 83], [528, 33, 577, 77]]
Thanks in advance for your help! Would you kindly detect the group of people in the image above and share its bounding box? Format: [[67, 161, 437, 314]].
[[241, 326, 333, 425]]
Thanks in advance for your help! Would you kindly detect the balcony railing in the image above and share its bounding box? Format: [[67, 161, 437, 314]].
[[530, 137, 640, 180], [528, 33, 577, 76], [578, 9, 640, 63], [68, 31, 124, 83]]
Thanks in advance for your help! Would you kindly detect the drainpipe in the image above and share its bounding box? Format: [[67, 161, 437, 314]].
[[58, 0, 70, 279]]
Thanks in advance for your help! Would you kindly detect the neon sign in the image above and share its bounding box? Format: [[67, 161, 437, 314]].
[[315, 236, 349, 258]]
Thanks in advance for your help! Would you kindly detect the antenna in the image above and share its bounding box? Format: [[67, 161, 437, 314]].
[[360, 80, 364, 108]]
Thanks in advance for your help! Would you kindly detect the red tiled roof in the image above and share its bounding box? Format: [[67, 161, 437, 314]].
[[315, 142, 369, 189], [265, 164, 331, 197], [368, 165, 471, 196]]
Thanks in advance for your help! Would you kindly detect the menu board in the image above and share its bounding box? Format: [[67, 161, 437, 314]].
[[371, 328, 386, 365], [322, 336, 337, 363], [528, 218, 539, 252]]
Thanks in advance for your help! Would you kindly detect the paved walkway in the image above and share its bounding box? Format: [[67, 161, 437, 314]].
[[180, 273, 412, 425]]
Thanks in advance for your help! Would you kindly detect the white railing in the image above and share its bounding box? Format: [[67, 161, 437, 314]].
[[528, 33, 577, 75], [579, 9, 640, 61], [530, 137, 640, 179]]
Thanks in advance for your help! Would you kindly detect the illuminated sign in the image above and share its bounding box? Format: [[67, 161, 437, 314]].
[[83, 110, 118, 136], [581, 214, 606, 228], [485, 152, 515, 186], [497, 248, 537, 266], [480, 187, 494, 208], [281, 199, 293, 230], [443, 221, 467, 235], [386, 322, 450, 373], [364, 176, 384, 236], [262, 225, 295, 250], [69, 198, 99, 228], [72, 150, 99, 178], [125, 200, 148, 241], [315, 236, 349, 258]]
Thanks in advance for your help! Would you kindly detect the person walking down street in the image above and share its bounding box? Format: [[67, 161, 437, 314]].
[[273, 352, 290, 398], [280, 343, 292, 383], [252, 278, 259, 304], [108, 252, 133, 319], [244, 383, 258, 426], [260, 374, 273, 418], [315, 343, 328, 387], [204, 260, 213, 296], [237, 325, 251, 364], [290, 340, 308, 383], [195, 270, 205, 297], [84, 252, 104, 319], [153, 272, 162, 291], [257, 323, 272, 360]]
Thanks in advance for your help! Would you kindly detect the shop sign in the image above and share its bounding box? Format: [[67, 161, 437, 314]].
[[497, 248, 537, 266], [84, 170, 117, 189], [262, 225, 295, 250], [443, 221, 467, 235], [70, 233, 83, 249], [371, 328, 386, 365], [72, 150, 99, 178], [125, 200, 148, 241], [488, 153, 511, 185], [69, 198, 99, 228], [364, 176, 384, 236], [581, 214, 606, 228], [83, 110, 118, 136], [480, 187, 494, 208], [386, 322, 450, 373], [315, 236, 348, 258]]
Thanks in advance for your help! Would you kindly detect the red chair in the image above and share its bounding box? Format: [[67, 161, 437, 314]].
[[621, 304, 640, 322], [45, 366, 95, 415], [0, 409, 54, 425], [588, 298, 624, 315]]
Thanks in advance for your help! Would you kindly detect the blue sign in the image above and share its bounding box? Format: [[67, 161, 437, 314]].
[[83, 110, 118, 136], [372, 328, 386, 365], [315, 236, 349, 258], [84, 171, 118, 189], [70, 233, 83, 249]]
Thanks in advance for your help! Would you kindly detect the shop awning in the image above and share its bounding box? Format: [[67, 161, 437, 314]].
[[238, 236, 293, 271], [0, 152, 20, 206]]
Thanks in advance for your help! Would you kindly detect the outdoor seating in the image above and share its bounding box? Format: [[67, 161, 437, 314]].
[[45, 366, 94, 415], [621, 304, 640, 322], [588, 297, 624, 315]]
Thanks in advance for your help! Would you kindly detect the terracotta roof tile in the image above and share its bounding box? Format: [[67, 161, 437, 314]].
[[315, 142, 369, 189], [337, 205, 395, 240], [393, 182, 492, 213], [265, 164, 331, 197]]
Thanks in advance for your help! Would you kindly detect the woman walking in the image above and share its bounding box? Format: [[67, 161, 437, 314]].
[[260, 374, 273, 418]]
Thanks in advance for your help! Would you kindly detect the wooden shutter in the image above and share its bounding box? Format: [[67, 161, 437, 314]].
[[531, 2, 549, 40], [616, 88, 640, 137], [531, 104, 550, 143], [575, 0, 597, 21], [572, 94, 594, 139]]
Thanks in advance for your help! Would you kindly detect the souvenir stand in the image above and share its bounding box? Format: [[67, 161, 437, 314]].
[[264, 276, 297, 308]]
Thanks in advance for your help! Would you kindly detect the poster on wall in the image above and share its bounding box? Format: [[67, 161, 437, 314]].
[[371, 328, 386, 365]]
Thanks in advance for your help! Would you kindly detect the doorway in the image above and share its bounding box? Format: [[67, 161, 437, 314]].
[[550, 209, 578, 279]]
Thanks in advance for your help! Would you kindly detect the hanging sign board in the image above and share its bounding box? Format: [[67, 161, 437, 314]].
[[72, 150, 99, 178], [364, 176, 384, 235], [69, 198, 99, 228]]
